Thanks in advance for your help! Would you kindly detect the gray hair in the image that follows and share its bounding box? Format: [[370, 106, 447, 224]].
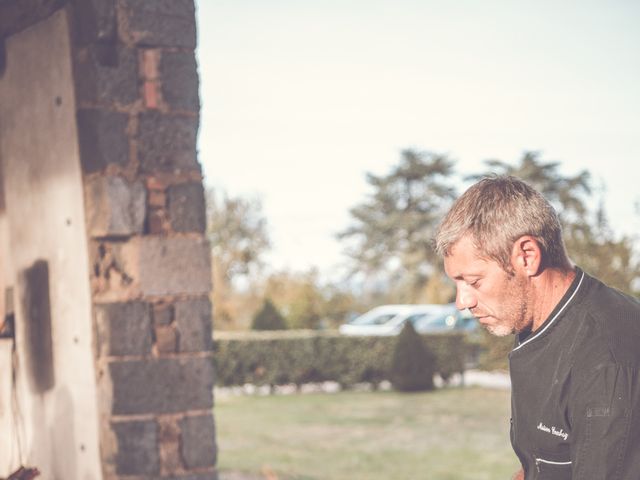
[[434, 175, 571, 272]]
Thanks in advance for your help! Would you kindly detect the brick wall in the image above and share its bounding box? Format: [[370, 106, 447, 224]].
[[71, 1, 217, 478]]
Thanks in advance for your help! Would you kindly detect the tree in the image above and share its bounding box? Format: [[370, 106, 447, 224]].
[[251, 298, 287, 330], [564, 201, 640, 296], [318, 284, 361, 329], [389, 321, 436, 392], [207, 187, 270, 279], [261, 269, 365, 329], [263, 269, 325, 329], [206, 187, 271, 328], [467, 151, 592, 228], [338, 149, 457, 301], [471, 152, 640, 296]]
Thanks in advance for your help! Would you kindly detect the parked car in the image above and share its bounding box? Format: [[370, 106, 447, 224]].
[[338, 303, 478, 336]]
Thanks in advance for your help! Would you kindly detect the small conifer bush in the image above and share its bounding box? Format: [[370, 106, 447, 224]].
[[251, 298, 287, 330], [390, 321, 436, 392]]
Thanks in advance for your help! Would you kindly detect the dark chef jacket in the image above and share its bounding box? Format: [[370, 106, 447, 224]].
[[509, 268, 640, 479]]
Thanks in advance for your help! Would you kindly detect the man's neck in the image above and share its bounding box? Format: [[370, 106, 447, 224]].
[[530, 267, 577, 332]]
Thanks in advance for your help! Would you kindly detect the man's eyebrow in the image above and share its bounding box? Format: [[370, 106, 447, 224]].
[[453, 273, 482, 281]]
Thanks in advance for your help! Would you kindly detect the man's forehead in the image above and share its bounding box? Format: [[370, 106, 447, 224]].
[[444, 236, 489, 278], [444, 259, 488, 280], [447, 235, 481, 259]]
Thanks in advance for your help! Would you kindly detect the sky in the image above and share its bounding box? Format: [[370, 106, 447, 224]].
[[195, 0, 640, 280]]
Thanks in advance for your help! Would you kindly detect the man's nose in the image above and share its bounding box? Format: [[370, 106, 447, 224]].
[[456, 286, 476, 310]]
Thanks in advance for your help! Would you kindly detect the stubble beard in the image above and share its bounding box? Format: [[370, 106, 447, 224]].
[[485, 274, 530, 338], [486, 322, 516, 337]]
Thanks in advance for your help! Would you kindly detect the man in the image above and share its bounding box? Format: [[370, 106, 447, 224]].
[[434, 175, 640, 479]]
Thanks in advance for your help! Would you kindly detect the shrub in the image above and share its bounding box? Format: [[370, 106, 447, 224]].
[[213, 330, 466, 389], [251, 298, 287, 330], [389, 322, 436, 392], [475, 329, 512, 371]]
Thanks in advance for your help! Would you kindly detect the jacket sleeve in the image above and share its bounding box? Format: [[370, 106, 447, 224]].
[[569, 363, 640, 479]]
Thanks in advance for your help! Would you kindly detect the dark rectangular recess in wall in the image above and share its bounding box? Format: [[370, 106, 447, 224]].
[[1, 286, 14, 338], [19, 259, 55, 392]]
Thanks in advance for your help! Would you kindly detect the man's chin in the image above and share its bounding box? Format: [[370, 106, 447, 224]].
[[485, 324, 514, 337]]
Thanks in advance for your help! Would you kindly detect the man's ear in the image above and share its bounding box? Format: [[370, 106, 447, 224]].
[[510, 235, 542, 276]]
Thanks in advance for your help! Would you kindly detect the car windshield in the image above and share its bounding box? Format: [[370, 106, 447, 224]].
[[349, 312, 400, 326], [410, 311, 457, 330]]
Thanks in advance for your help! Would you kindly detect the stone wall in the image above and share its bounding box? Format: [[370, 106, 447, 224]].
[[0, 1, 217, 478], [72, 1, 217, 478]]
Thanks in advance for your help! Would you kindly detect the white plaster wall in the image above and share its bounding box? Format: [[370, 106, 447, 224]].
[[0, 182, 13, 473], [0, 339, 17, 475], [0, 9, 102, 480]]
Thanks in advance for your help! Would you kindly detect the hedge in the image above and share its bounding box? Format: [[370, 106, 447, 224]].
[[213, 330, 468, 389], [473, 329, 513, 372]]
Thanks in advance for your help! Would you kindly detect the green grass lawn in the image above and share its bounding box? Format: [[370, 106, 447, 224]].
[[215, 387, 520, 480]]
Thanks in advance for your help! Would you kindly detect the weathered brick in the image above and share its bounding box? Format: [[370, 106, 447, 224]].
[[91, 236, 211, 301], [85, 175, 146, 237], [167, 183, 206, 233], [160, 50, 200, 111], [147, 208, 168, 234], [121, 236, 212, 296], [74, 44, 138, 105], [153, 304, 174, 326], [143, 80, 160, 109], [141, 48, 160, 80], [95, 301, 152, 357], [109, 357, 214, 414], [91, 240, 130, 297], [77, 108, 129, 173], [158, 416, 182, 472], [160, 439, 183, 473], [120, 0, 196, 48], [137, 112, 199, 172], [159, 417, 181, 442], [95, 302, 152, 356], [155, 324, 177, 353], [146, 175, 169, 190], [174, 298, 213, 353], [180, 415, 217, 469], [148, 189, 166, 208], [111, 420, 160, 475]]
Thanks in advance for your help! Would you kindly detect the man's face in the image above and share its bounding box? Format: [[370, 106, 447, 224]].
[[443, 235, 532, 336]]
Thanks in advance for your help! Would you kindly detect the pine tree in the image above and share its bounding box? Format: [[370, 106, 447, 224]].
[[251, 298, 287, 330], [390, 321, 436, 392], [338, 149, 457, 300]]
